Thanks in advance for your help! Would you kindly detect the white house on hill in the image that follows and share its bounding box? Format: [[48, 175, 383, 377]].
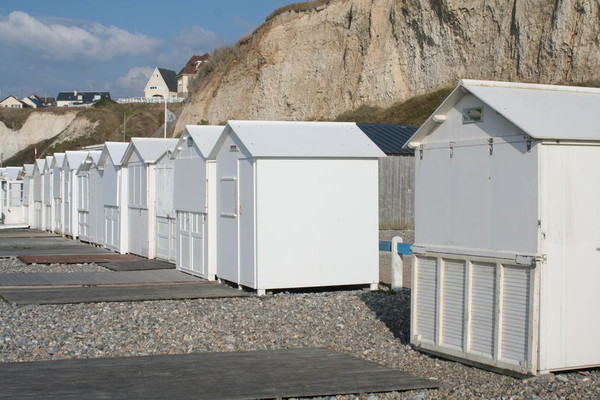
[[144, 68, 178, 99]]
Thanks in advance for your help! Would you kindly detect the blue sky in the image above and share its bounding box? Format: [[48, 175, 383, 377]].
[[0, 1, 292, 100]]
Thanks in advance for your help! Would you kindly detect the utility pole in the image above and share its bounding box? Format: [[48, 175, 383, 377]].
[[123, 112, 127, 142], [164, 97, 167, 138]]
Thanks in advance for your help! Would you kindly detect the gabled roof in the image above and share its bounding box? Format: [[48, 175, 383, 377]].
[[178, 54, 210, 76], [357, 123, 417, 155], [173, 125, 224, 159], [0, 95, 24, 106], [23, 164, 35, 177], [63, 151, 91, 170], [50, 153, 65, 169], [122, 138, 178, 164], [5, 166, 22, 180], [56, 91, 110, 103], [98, 142, 129, 167], [76, 151, 102, 174], [34, 159, 45, 173], [22, 96, 44, 108], [42, 156, 54, 172], [158, 68, 177, 92], [210, 121, 386, 159], [406, 79, 600, 148]]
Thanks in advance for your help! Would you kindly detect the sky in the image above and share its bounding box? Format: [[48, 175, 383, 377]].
[[0, 1, 292, 100]]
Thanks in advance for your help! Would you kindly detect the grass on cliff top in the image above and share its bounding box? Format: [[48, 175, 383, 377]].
[[4, 102, 179, 166], [335, 87, 453, 126], [0, 107, 75, 131], [267, 0, 334, 20]]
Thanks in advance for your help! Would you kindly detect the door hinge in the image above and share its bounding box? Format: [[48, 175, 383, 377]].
[[488, 138, 493, 156], [449, 141, 455, 158]]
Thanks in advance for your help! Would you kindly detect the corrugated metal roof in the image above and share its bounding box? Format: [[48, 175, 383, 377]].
[[407, 79, 600, 147], [217, 120, 386, 158], [123, 138, 178, 164], [99, 142, 129, 167], [179, 125, 224, 158], [356, 123, 417, 155]]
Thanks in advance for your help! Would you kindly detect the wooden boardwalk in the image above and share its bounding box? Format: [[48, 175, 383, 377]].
[[0, 237, 112, 257], [0, 269, 201, 288], [18, 254, 140, 264], [0, 348, 438, 399], [100, 258, 176, 271], [0, 282, 251, 305]]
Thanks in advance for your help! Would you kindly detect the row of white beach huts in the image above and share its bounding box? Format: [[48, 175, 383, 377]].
[[1, 79, 599, 377], [1, 121, 385, 295]]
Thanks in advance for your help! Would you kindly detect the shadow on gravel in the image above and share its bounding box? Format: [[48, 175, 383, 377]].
[[360, 288, 412, 345]]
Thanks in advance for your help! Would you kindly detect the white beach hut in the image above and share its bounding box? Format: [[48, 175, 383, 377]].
[[208, 120, 385, 295], [121, 138, 178, 259], [42, 156, 54, 231], [62, 151, 90, 238], [22, 164, 35, 226], [405, 79, 600, 375], [32, 159, 45, 229], [97, 142, 129, 253], [171, 125, 223, 279], [76, 151, 101, 243], [0, 166, 24, 225], [50, 153, 65, 233]]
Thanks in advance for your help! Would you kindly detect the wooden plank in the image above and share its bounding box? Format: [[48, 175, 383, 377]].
[[100, 259, 176, 271], [378, 156, 415, 230], [18, 254, 141, 264], [0, 348, 438, 399], [0, 269, 202, 288], [0, 282, 251, 304], [0, 232, 58, 238]]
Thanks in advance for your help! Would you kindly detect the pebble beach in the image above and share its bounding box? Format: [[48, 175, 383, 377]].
[[0, 236, 598, 399]]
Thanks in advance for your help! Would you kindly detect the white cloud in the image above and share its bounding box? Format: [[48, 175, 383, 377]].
[[0, 11, 161, 61], [116, 66, 154, 90], [232, 17, 255, 35], [155, 25, 229, 67]]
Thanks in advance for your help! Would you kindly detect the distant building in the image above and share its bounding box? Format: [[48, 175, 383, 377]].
[[56, 91, 110, 107], [36, 95, 56, 107], [0, 95, 25, 108], [177, 54, 210, 97], [21, 95, 44, 108], [144, 68, 178, 99]]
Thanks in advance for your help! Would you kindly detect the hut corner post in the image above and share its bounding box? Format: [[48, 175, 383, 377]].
[[391, 236, 403, 290]]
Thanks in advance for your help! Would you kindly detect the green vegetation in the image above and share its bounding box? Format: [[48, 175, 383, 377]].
[[335, 87, 453, 125], [188, 46, 239, 94], [4, 102, 181, 166], [267, 0, 333, 21], [0, 108, 35, 130], [92, 97, 118, 108]]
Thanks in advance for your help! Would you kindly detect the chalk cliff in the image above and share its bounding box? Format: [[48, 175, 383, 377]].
[[175, 0, 600, 131]]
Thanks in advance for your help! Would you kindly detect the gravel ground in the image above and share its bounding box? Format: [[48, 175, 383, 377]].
[[379, 230, 415, 244], [0, 236, 598, 399], [0, 257, 111, 274]]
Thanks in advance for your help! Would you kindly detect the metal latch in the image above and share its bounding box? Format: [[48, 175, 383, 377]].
[[419, 145, 423, 160], [449, 141, 455, 158]]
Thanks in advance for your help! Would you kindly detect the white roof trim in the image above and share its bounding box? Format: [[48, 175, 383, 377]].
[[406, 79, 600, 148]]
